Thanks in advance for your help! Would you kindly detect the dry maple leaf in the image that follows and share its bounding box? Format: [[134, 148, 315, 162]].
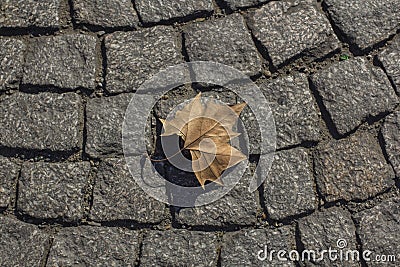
[[160, 93, 247, 188]]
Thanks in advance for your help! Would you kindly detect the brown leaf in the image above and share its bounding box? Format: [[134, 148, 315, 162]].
[[161, 93, 247, 188]]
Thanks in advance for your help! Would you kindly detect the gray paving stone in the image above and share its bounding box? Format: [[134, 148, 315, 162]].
[[221, 226, 296, 266], [264, 148, 317, 221], [105, 26, 183, 94], [298, 207, 359, 266], [184, 14, 262, 76], [311, 57, 398, 136], [382, 111, 400, 177], [135, 0, 214, 24], [324, 0, 400, 50], [354, 197, 400, 267], [0, 0, 60, 28], [249, 0, 340, 67], [86, 94, 131, 157], [17, 162, 90, 222], [0, 216, 49, 267], [141, 230, 219, 267], [47, 226, 140, 266], [0, 157, 19, 209], [90, 158, 165, 223], [261, 73, 320, 149], [0, 38, 25, 91], [86, 93, 152, 157], [73, 0, 139, 28], [238, 97, 277, 155], [175, 164, 259, 226], [378, 35, 400, 93], [314, 133, 395, 202], [23, 34, 97, 90], [223, 0, 269, 10], [0, 92, 83, 152]]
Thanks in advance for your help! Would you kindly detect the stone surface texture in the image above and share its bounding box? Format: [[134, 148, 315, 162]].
[[105, 26, 183, 93], [47, 226, 140, 266], [135, 0, 214, 24], [298, 207, 359, 266], [23, 34, 97, 90], [0, 92, 83, 152], [85, 94, 131, 157], [264, 148, 317, 221], [261, 73, 321, 149], [73, 0, 138, 28], [221, 226, 296, 266], [175, 164, 259, 226], [0, 37, 25, 91], [0, 0, 60, 28], [0, 216, 48, 267], [184, 13, 262, 76], [311, 57, 398, 136], [18, 162, 90, 221], [249, 0, 340, 67], [141, 230, 219, 267], [324, 0, 400, 50], [90, 158, 165, 223], [314, 133, 395, 202]]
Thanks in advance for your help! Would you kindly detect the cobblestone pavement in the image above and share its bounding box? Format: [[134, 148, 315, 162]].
[[0, 0, 399, 266]]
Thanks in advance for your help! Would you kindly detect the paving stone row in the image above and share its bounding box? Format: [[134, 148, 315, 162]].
[[310, 57, 398, 136], [248, 0, 340, 67], [17, 162, 90, 222], [324, 0, 400, 51], [2, 203, 397, 267], [0, 92, 83, 152], [314, 132, 395, 202]]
